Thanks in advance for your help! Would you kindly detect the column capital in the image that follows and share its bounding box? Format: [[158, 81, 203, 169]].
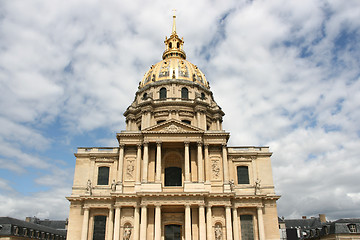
[[184, 141, 190, 146], [83, 206, 90, 210], [222, 143, 227, 147], [119, 144, 125, 149], [204, 143, 209, 148], [197, 141, 203, 146], [143, 141, 149, 146], [154, 204, 162, 208], [137, 143, 142, 149], [156, 141, 162, 146]]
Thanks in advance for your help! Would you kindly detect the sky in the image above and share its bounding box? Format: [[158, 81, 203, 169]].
[[0, 0, 359, 221]]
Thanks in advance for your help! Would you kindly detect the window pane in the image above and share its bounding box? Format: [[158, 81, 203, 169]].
[[237, 166, 250, 184], [181, 87, 188, 99], [160, 88, 167, 99], [240, 215, 254, 240], [93, 216, 107, 240], [165, 167, 182, 186], [97, 167, 109, 185]]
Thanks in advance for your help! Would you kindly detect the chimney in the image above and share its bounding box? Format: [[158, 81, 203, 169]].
[[319, 214, 326, 223], [302, 216, 307, 219]]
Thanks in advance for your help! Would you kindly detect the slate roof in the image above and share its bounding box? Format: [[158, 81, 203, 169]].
[[0, 217, 66, 237]]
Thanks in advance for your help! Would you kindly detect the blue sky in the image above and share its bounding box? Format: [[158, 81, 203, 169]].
[[0, 0, 360, 221]]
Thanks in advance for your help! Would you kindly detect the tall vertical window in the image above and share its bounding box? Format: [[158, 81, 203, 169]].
[[97, 167, 109, 185], [181, 87, 189, 99], [160, 87, 167, 99], [93, 215, 107, 240], [237, 166, 250, 184], [240, 215, 254, 240], [165, 167, 182, 186]]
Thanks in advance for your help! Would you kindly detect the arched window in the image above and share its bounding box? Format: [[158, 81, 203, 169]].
[[97, 167, 109, 185], [165, 167, 182, 186], [177, 42, 180, 48], [142, 92, 148, 100], [160, 87, 167, 99], [237, 166, 249, 184], [169, 42, 172, 48], [181, 87, 188, 99], [93, 216, 106, 240], [201, 92, 205, 100]]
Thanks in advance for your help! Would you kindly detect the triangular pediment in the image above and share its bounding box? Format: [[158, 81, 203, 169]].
[[143, 119, 204, 133]]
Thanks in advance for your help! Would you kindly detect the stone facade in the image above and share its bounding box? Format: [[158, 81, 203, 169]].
[[66, 15, 280, 240]]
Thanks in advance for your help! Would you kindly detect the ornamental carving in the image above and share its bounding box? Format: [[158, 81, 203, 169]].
[[211, 160, 221, 179], [164, 124, 185, 133], [126, 160, 135, 179], [229, 156, 256, 161]]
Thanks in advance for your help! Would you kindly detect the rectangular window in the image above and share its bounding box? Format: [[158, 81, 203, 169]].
[[237, 166, 250, 184], [97, 167, 110, 185], [240, 215, 254, 240], [93, 215, 107, 240]]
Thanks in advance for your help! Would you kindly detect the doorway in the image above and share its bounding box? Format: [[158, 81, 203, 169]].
[[165, 224, 181, 240]]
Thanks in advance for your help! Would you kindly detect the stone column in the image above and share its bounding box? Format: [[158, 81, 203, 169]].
[[156, 142, 162, 182], [197, 142, 204, 182], [154, 205, 161, 240], [199, 205, 206, 240], [225, 206, 233, 240], [113, 207, 121, 240], [107, 207, 114, 240], [232, 207, 240, 240], [185, 205, 192, 240], [257, 207, 265, 240], [136, 144, 142, 183], [142, 142, 149, 182], [184, 142, 190, 182], [222, 144, 229, 182], [204, 144, 210, 182], [118, 145, 124, 183], [140, 205, 147, 239], [133, 206, 140, 240], [80, 207, 90, 240], [206, 205, 213, 240]]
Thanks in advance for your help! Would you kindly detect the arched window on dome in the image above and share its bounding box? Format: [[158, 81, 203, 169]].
[[160, 87, 167, 99], [169, 42, 172, 49], [177, 42, 180, 48], [181, 87, 188, 99]]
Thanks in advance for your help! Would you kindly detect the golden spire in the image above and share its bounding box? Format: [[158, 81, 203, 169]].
[[172, 9, 176, 35]]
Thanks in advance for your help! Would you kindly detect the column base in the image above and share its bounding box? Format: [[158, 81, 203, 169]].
[[140, 183, 162, 192], [223, 183, 231, 193]]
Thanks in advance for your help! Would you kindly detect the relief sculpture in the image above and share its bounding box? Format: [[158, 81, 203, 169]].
[[211, 160, 220, 179]]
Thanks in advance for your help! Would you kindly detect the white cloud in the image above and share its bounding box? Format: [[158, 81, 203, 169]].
[[0, 0, 359, 221]]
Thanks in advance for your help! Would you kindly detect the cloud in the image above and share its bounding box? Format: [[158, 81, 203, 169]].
[[0, 0, 359, 221]]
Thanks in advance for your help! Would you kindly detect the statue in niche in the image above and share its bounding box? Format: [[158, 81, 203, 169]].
[[123, 225, 132, 240], [215, 224, 222, 240], [86, 179, 92, 195], [111, 179, 116, 191], [255, 178, 261, 195]]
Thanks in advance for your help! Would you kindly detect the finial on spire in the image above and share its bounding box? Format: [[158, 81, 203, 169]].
[[172, 9, 177, 34]]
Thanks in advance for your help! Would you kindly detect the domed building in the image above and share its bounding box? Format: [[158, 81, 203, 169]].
[[66, 15, 281, 240]]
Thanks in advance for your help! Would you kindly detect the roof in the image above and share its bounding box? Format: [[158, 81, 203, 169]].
[[0, 217, 66, 236]]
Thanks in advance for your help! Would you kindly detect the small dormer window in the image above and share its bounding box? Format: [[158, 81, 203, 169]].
[[169, 42, 172, 48], [142, 93, 148, 100], [201, 92, 205, 100], [177, 42, 180, 48], [348, 224, 357, 233], [181, 120, 191, 125]]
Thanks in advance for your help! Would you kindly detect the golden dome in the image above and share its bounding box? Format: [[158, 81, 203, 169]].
[[139, 14, 209, 89]]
